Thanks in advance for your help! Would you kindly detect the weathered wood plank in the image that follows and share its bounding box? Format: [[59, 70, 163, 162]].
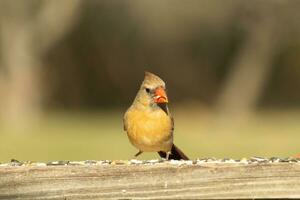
[[1, 160, 300, 199]]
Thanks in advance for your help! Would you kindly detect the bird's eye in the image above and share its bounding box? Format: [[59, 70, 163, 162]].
[[145, 88, 151, 93]]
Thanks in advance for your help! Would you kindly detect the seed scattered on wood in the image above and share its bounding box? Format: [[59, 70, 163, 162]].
[[1, 157, 300, 167]]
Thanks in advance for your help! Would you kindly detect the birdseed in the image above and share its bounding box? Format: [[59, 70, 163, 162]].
[[1, 157, 300, 167]]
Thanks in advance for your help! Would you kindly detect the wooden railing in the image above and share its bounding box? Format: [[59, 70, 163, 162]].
[[1, 158, 300, 199]]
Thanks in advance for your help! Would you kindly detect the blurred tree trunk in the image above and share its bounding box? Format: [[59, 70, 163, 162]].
[[0, 0, 81, 129], [215, 3, 282, 121]]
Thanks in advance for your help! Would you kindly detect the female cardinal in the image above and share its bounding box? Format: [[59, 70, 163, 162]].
[[123, 72, 189, 160]]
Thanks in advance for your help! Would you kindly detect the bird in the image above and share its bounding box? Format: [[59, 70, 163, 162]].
[[123, 71, 189, 160]]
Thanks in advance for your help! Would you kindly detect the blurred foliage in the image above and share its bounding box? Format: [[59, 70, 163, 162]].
[[42, 0, 300, 109]]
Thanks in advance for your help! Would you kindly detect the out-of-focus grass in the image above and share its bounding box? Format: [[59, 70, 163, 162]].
[[0, 109, 299, 162]]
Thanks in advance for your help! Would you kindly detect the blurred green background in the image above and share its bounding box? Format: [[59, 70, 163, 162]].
[[0, 0, 299, 162]]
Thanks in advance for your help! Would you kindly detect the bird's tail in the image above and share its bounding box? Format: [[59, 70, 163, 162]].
[[158, 144, 189, 160]]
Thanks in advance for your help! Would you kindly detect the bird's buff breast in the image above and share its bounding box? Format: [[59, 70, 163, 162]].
[[124, 108, 173, 152]]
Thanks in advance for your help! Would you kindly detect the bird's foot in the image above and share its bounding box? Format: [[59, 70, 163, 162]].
[[166, 151, 171, 160], [132, 150, 143, 159], [159, 151, 171, 162]]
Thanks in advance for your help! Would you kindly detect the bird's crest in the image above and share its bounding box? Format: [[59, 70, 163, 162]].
[[143, 71, 165, 88]]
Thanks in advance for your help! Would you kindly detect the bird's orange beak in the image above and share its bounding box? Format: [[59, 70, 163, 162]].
[[154, 87, 168, 103]]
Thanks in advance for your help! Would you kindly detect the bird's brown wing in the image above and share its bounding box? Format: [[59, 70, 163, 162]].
[[123, 117, 127, 131], [171, 116, 174, 132], [123, 111, 128, 131]]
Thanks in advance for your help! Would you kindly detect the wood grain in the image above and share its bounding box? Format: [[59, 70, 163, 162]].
[[1, 162, 300, 199]]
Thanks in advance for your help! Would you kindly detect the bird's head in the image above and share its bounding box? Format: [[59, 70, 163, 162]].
[[134, 72, 169, 107]]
